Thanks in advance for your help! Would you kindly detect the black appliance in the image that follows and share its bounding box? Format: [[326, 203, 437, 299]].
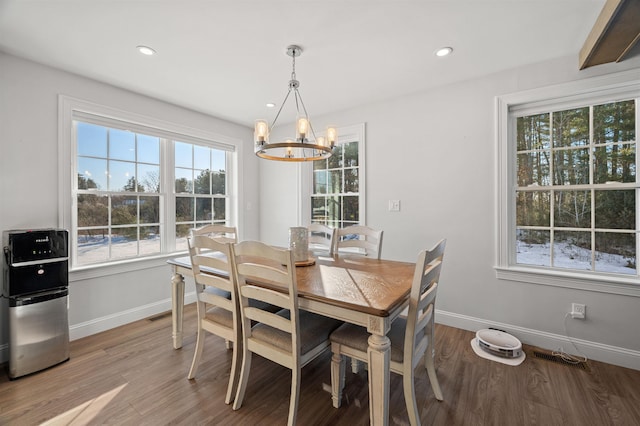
[[3, 229, 70, 379]]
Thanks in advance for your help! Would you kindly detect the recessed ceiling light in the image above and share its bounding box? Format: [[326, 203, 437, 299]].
[[435, 47, 453, 57], [137, 45, 156, 56], [266, 102, 276, 108]]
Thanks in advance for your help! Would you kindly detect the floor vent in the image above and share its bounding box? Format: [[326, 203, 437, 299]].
[[148, 312, 172, 322], [533, 350, 589, 371]]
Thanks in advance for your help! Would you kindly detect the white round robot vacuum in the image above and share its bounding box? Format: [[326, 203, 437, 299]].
[[471, 328, 526, 365], [476, 329, 523, 358]]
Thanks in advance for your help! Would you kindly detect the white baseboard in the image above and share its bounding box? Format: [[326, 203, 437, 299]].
[[69, 291, 197, 341], [436, 309, 640, 371], [4, 301, 637, 371]]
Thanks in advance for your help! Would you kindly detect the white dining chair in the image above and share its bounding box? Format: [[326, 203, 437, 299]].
[[190, 225, 238, 349], [335, 225, 383, 259], [329, 239, 446, 425], [191, 224, 238, 244], [231, 240, 343, 426], [335, 224, 384, 373], [308, 223, 336, 256], [186, 235, 241, 405]]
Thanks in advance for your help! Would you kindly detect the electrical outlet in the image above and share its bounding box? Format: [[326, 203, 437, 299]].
[[388, 200, 400, 212], [571, 303, 586, 319]]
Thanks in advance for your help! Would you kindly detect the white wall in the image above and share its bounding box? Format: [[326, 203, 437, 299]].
[[258, 55, 640, 370], [0, 53, 257, 360]]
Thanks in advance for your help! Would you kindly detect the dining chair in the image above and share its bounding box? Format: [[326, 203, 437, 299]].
[[186, 235, 241, 405], [329, 239, 446, 425], [335, 225, 383, 259], [191, 224, 238, 244], [190, 225, 238, 349], [308, 223, 336, 256], [231, 240, 343, 426], [334, 224, 384, 373]]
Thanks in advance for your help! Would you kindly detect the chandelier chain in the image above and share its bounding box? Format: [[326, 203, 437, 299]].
[[291, 51, 296, 82]]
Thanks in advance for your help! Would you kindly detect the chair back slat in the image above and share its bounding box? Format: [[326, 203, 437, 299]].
[[243, 305, 293, 333], [335, 225, 383, 259], [308, 223, 336, 255], [191, 224, 238, 246], [415, 294, 435, 336], [236, 262, 291, 287], [240, 284, 292, 311]]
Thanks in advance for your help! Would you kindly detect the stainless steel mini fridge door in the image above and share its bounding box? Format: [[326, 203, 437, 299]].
[[8, 289, 70, 379]]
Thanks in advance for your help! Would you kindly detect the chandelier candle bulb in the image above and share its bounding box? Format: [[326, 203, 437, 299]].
[[297, 117, 309, 141], [327, 126, 337, 147], [255, 120, 268, 144]]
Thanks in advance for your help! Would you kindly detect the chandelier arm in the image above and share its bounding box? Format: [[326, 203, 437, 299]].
[[293, 88, 302, 116], [270, 88, 293, 132]]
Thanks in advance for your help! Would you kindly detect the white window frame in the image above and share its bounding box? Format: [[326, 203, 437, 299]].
[[58, 95, 241, 278], [496, 69, 640, 298], [300, 123, 366, 226]]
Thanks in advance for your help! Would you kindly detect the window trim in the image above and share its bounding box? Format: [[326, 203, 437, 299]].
[[58, 95, 243, 278], [495, 69, 640, 297], [300, 123, 366, 227]]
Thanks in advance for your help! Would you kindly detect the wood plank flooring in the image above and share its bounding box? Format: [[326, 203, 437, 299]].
[[1, 304, 639, 425]]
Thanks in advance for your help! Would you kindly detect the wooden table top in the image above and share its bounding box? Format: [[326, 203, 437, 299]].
[[168, 253, 415, 317], [293, 254, 414, 316]]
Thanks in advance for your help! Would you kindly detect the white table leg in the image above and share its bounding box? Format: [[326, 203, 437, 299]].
[[171, 269, 185, 349], [367, 332, 391, 426]]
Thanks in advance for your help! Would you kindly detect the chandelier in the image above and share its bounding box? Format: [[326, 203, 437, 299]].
[[254, 45, 337, 162]]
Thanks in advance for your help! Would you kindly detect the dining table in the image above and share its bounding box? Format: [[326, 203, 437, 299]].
[[167, 251, 415, 426]]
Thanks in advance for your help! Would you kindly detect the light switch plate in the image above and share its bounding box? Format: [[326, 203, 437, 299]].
[[389, 200, 400, 212]]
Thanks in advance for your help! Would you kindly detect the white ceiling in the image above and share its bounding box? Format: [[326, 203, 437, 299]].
[[0, 0, 607, 127]]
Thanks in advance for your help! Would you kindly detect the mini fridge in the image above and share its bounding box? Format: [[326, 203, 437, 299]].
[[3, 229, 70, 379]]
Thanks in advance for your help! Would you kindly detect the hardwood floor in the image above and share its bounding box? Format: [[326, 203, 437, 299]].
[[1, 304, 639, 425]]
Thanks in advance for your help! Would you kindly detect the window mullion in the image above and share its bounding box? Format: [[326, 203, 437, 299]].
[[162, 138, 174, 253]]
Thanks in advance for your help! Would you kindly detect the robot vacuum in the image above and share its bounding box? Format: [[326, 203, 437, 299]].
[[475, 329, 523, 359]]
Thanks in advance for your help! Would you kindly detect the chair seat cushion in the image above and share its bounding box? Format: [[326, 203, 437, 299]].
[[204, 306, 233, 328], [252, 309, 343, 355], [330, 317, 423, 363]]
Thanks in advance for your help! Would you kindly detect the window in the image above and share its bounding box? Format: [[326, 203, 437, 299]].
[[174, 141, 229, 252], [497, 70, 640, 294], [60, 97, 238, 270], [76, 122, 163, 264], [308, 124, 365, 229], [516, 101, 637, 274]]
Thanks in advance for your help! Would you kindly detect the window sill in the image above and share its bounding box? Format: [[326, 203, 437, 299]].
[[495, 266, 640, 298], [70, 252, 187, 282]]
